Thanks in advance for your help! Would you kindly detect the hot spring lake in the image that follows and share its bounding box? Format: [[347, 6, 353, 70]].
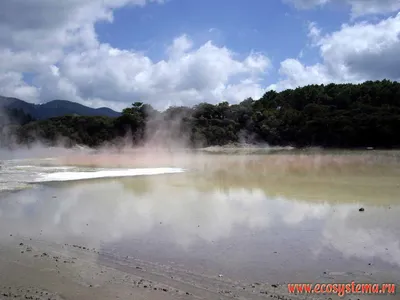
[[1, 149, 400, 286]]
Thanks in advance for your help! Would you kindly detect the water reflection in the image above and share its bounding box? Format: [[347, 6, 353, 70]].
[[0, 180, 273, 247], [0, 167, 399, 282], [321, 206, 400, 267]]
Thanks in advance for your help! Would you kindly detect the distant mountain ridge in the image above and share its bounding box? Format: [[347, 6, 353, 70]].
[[0, 96, 121, 120]]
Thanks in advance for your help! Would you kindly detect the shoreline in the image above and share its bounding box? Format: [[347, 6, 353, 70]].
[[0, 235, 311, 300]]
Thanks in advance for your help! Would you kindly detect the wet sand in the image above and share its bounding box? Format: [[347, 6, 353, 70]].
[[0, 236, 312, 300], [1, 235, 397, 300]]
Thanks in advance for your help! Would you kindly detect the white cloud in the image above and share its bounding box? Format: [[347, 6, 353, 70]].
[[284, 0, 329, 9], [0, 72, 39, 101], [308, 22, 322, 45], [35, 37, 269, 110], [2, 0, 398, 110], [0, 0, 270, 110], [167, 34, 193, 58], [268, 59, 333, 91], [285, 0, 400, 17], [347, 0, 400, 17], [319, 13, 400, 79], [270, 13, 400, 91]]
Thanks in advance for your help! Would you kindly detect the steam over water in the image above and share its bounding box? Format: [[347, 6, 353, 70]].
[[1, 149, 400, 285]]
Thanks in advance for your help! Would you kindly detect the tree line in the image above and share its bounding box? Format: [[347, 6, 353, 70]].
[[2, 80, 400, 149]]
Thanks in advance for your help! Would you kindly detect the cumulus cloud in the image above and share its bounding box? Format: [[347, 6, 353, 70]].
[[319, 13, 400, 79], [347, 0, 400, 17], [285, 0, 400, 17], [269, 13, 400, 91], [43, 37, 268, 110], [307, 22, 322, 45], [1, 0, 398, 109], [0, 72, 39, 101], [0, 0, 270, 110]]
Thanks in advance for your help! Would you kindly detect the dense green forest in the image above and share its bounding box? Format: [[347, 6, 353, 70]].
[[2, 80, 400, 149]]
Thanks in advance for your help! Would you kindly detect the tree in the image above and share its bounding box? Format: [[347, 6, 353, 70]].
[[8, 80, 400, 149]]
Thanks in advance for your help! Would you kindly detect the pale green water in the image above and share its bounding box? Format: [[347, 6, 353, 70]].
[[1, 150, 400, 284]]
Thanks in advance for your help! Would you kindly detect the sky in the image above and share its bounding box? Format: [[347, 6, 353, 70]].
[[0, 0, 399, 111]]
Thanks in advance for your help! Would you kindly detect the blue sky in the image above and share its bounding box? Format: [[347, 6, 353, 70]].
[[0, 0, 399, 110], [95, 0, 348, 86]]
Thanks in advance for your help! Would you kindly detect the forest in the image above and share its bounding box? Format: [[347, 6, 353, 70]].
[[1, 80, 400, 149]]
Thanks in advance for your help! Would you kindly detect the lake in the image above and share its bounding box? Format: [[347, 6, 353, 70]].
[[1, 149, 400, 298]]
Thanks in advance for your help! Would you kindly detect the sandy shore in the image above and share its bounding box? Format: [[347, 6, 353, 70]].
[[0, 235, 317, 300]]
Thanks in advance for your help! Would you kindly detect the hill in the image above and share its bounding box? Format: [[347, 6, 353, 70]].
[[2, 80, 400, 149], [0, 96, 121, 120]]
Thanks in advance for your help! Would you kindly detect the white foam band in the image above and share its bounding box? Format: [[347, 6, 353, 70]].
[[34, 168, 185, 182]]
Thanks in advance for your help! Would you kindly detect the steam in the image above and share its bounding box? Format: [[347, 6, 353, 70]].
[[144, 107, 192, 149], [0, 103, 196, 160], [1, 101, 399, 174], [0, 99, 269, 164], [0, 106, 13, 149]]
